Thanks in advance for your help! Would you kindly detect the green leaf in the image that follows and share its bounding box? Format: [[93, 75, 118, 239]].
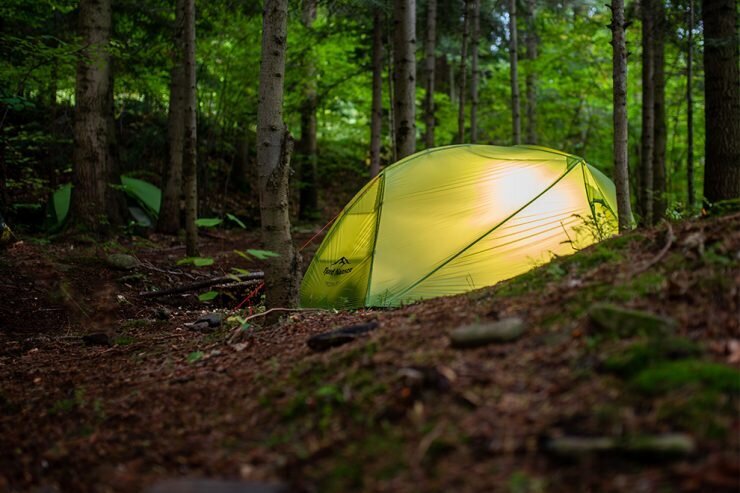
[[234, 250, 251, 261], [195, 218, 222, 228], [187, 351, 204, 363], [246, 249, 280, 260], [176, 256, 215, 267], [120, 176, 161, 215], [231, 267, 251, 275], [226, 213, 246, 229], [198, 290, 219, 301]]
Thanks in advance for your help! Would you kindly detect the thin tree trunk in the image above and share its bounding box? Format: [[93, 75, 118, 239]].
[[392, 0, 417, 159], [611, 0, 633, 231], [182, 0, 198, 256], [652, 0, 666, 221], [387, 24, 397, 163], [257, 0, 301, 308], [370, 9, 384, 178], [640, 0, 654, 226], [71, 0, 113, 234], [508, 0, 521, 145], [456, 0, 470, 144], [702, 0, 740, 203], [423, 0, 437, 148], [448, 55, 456, 104], [470, 0, 481, 143], [158, 0, 186, 234], [298, 0, 319, 221], [105, 69, 126, 225], [524, 0, 537, 144], [686, 0, 695, 208]]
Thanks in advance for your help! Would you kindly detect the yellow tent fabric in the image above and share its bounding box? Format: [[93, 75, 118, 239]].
[[300, 145, 618, 309]]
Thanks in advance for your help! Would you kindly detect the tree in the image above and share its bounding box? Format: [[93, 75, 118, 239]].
[[457, 0, 471, 144], [611, 0, 633, 231], [640, 0, 654, 226], [256, 0, 301, 308], [298, 0, 319, 220], [508, 0, 521, 145], [392, 0, 416, 159], [423, 0, 437, 148], [182, 0, 198, 256], [652, 0, 666, 220], [370, 8, 384, 177], [71, 0, 118, 233], [702, 0, 740, 203], [158, 0, 186, 234], [686, 0, 695, 208], [524, 0, 537, 144], [470, 0, 481, 143]]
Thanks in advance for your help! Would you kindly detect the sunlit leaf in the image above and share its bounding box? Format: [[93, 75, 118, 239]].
[[226, 213, 246, 229], [246, 249, 280, 260], [195, 218, 222, 228], [198, 290, 219, 301]]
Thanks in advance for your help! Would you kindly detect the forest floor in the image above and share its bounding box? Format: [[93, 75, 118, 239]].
[[0, 213, 739, 493]]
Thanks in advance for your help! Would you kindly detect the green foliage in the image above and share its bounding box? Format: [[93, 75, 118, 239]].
[[630, 360, 740, 395], [198, 290, 219, 302], [195, 218, 222, 228], [603, 338, 702, 377], [187, 351, 204, 363], [176, 256, 215, 267]]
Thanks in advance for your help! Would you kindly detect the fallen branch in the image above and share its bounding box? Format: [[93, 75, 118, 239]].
[[631, 220, 674, 276], [139, 271, 264, 298]]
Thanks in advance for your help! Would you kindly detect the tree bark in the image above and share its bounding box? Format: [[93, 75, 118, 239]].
[[370, 9, 384, 178], [158, 0, 186, 235], [423, 0, 437, 148], [298, 0, 319, 221], [611, 0, 633, 232], [392, 0, 417, 159], [508, 0, 521, 145], [105, 69, 127, 226], [524, 0, 537, 144], [652, 0, 666, 221], [257, 0, 301, 309], [686, 0, 695, 208], [702, 0, 740, 203], [448, 55, 456, 104], [470, 0, 481, 143], [640, 0, 654, 226], [71, 0, 113, 233], [182, 0, 198, 256], [456, 0, 471, 144]]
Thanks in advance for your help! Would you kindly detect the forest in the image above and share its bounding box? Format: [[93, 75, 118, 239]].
[[0, 0, 739, 491]]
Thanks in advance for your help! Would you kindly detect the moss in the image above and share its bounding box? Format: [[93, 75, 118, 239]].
[[655, 390, 732, 439], [631, 360, 740, 395], [603, 338, 701, 376]]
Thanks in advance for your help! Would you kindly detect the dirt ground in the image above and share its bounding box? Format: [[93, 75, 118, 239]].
[[0, 214, 738, 493]]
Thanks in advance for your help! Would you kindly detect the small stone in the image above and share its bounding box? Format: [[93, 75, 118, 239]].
[[546, 436, 615, 455], [82, 332, 112, 347], [450, 317, 526, 348], [621, 433, 696, 456], [546, 433, 696, 458], [307, 321, 379, 351], [588, 303, 677, 338], [187, 321, 214, 333], [195, 313, 223, 327], [105, 253, 140, 270], [142, 478, 288, 493], [155, 307, 172, 320]]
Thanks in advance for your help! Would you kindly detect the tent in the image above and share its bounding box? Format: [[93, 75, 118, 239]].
[[300, 144, 620, 309]]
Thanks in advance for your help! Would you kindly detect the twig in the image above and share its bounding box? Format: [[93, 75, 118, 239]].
[[227, 307, 327, 344], [138, 271, 264, 298], [631, 219, 675, 275]]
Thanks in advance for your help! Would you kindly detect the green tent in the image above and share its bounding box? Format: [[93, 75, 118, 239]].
[[300, 145, 619, 309]]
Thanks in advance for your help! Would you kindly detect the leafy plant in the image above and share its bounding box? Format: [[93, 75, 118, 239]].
[[177, 256, 215, 267], [198, 290, 219, 302], [195, 218, 222, 228]]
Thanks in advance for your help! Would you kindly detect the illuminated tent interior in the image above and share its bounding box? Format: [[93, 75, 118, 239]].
[[300, 145, 619, 309]]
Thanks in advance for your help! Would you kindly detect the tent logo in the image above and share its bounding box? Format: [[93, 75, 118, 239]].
[[324, 257, 353, 276]]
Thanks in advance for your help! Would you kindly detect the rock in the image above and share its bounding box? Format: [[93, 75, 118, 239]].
[[588, 303, 677, 338], [187, 321, 214, 333], [546, 433, 695, 458], [155, 307, 172, 320], [82, 332, 112, 347], [196, 313, 223, 327], [105, 253, 140, 270], [621, 433, 696, 456], [307, 321, 379, 351], [450, 317, 526, 348], [142, 479, 289, 493], [546, 436, 615, 455]]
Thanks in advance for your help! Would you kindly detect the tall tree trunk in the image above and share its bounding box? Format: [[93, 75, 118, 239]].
[[470, 0, 481, 143], [448, 55, 456, 104], [702, 0, 740, 203], [387, 24, 397, 163], [392, 0, 417, 159], [71, 0, 113, 233], [370, 9, 384, 178], [611, 0, 633, 231], [257, 0, 301, 308], [524, 0, 537, 144], [456, 0, 470, 144], [298, 0, 319, 220], [158, 0, 186, 234], [640, 0, 654, 226], [508, 0, 521, 145], [105, 69, 127, 225], [423, 0, 437, 148], [652, 0, 666, 221], [182, 0, 198, 256], [686, 0, 695, 208]]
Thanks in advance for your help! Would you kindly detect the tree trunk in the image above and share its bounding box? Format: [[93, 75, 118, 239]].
[[370, 9, 384, 178], [686, 0, 695, 208], [652, 0, 666, 221], [524, 0, 537, 144], [158, 0, 186, 235], [448, 55, 456, 104], [392, 0, 417, 159], [257, 0, 301, 309], [508, 0, 521, 145], [182, 0, 198, 256], [105, 69, 127, 225], [71, 0, 113, 233], [702, 0, 740, 203], [456, 0, 471, 144], [640, 0, 654, 226], [470, 0, 481, 143], [423, 0, 437, 148], [611, 0, 633, 232], [298, 0, 319, 221], [387, 24, 397, 163]]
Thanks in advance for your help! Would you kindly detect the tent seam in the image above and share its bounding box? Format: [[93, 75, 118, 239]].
[[364, 174, 386, 306]]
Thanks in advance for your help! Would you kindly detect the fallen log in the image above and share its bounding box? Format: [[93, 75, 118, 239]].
[[139, 271, 264, 298]]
